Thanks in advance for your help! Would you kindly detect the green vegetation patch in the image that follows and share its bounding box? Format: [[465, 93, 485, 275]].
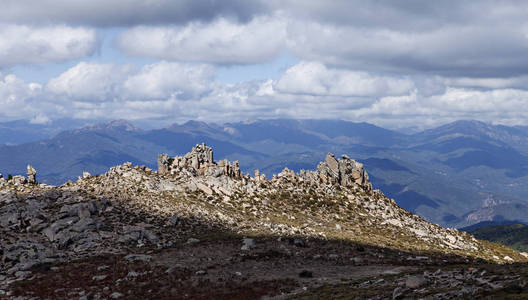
[[469, 223, 528, 252]]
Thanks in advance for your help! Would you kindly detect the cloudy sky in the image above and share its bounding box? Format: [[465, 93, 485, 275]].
[[2, 0, 528, 130]]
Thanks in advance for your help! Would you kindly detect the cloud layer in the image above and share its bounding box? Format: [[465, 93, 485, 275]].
[[2, 1, 528, 129], [1, 0, 266, 26], [111, 1, 528, 77], [117, 15, 286, 64], [3, 60, 528, 131], [0, 25, 97, 67]]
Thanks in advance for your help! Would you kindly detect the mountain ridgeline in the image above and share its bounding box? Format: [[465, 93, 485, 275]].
[[3, 143, 528, 299], [2, 118, 528, 228]]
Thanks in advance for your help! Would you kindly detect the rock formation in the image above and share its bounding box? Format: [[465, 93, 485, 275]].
[[158, 144, 371, 191], [271, 154, 372, 191], [27, 165, 37, 185], [158, 143, 241, 178], [316, 153, 371, 189]]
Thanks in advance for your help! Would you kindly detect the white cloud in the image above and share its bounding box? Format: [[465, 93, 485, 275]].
[[286, 19, 528, 77], [123, 61, 215, 100], [3, 0, 528, 131], [440, 76, 528, 90], [3, 1, 528, 78], [116, 15, 286, 64], [44, 60, 215, 103], [5, 61, 219, 122], [5, 59, 528, 131], [0, 25, 97, 67], [102, 1, 528, 77], [46, 62, 132, 102], [275, 61, 414, 97], [351, 87, 528, 130], [0, 73, 41, 120]]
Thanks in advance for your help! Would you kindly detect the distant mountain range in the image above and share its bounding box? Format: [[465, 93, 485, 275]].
[[0, 119, 93, 145], [2, 118, 528, 228]]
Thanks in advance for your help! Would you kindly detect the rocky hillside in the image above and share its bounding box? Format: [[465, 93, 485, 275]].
[[1, 144, 527, 299], [6, 118, 528, 229]]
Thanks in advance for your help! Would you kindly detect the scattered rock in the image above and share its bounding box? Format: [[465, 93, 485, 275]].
[[291, 238, 305, 247], [167, 213, 179, 226], [110, 292, 124, 299], [392, 287, 404, 299], [186, 238, 200, 245], [92, 275, 107, 281], [352, 257, 362, 265], [241, 238, 256, 250], [127, 271, 139, 278], [405, 275, 428, 289], [97, 265, 110, 271], [124, 254, 152, 262]]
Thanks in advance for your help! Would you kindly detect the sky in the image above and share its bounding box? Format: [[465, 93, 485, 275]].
[[2, 0, 528, 131]]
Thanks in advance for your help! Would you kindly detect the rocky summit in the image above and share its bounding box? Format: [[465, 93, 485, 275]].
[[1, 144, 528, 299]]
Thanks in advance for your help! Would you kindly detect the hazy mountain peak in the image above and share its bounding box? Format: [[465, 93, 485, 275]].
[[182, 120, 209, 127], [80, 119, 141, 132], [416, 120, 500, 140], [426, 119, 489, 132]]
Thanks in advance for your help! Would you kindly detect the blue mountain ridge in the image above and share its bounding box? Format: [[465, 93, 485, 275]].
[[1, 118, 528, 228]]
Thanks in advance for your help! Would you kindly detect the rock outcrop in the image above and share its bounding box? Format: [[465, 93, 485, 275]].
[[158, 143, 371, 191], [158, 143, 241, 179], [27, 165, 37, 185], [298, 153, 372, 191]]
